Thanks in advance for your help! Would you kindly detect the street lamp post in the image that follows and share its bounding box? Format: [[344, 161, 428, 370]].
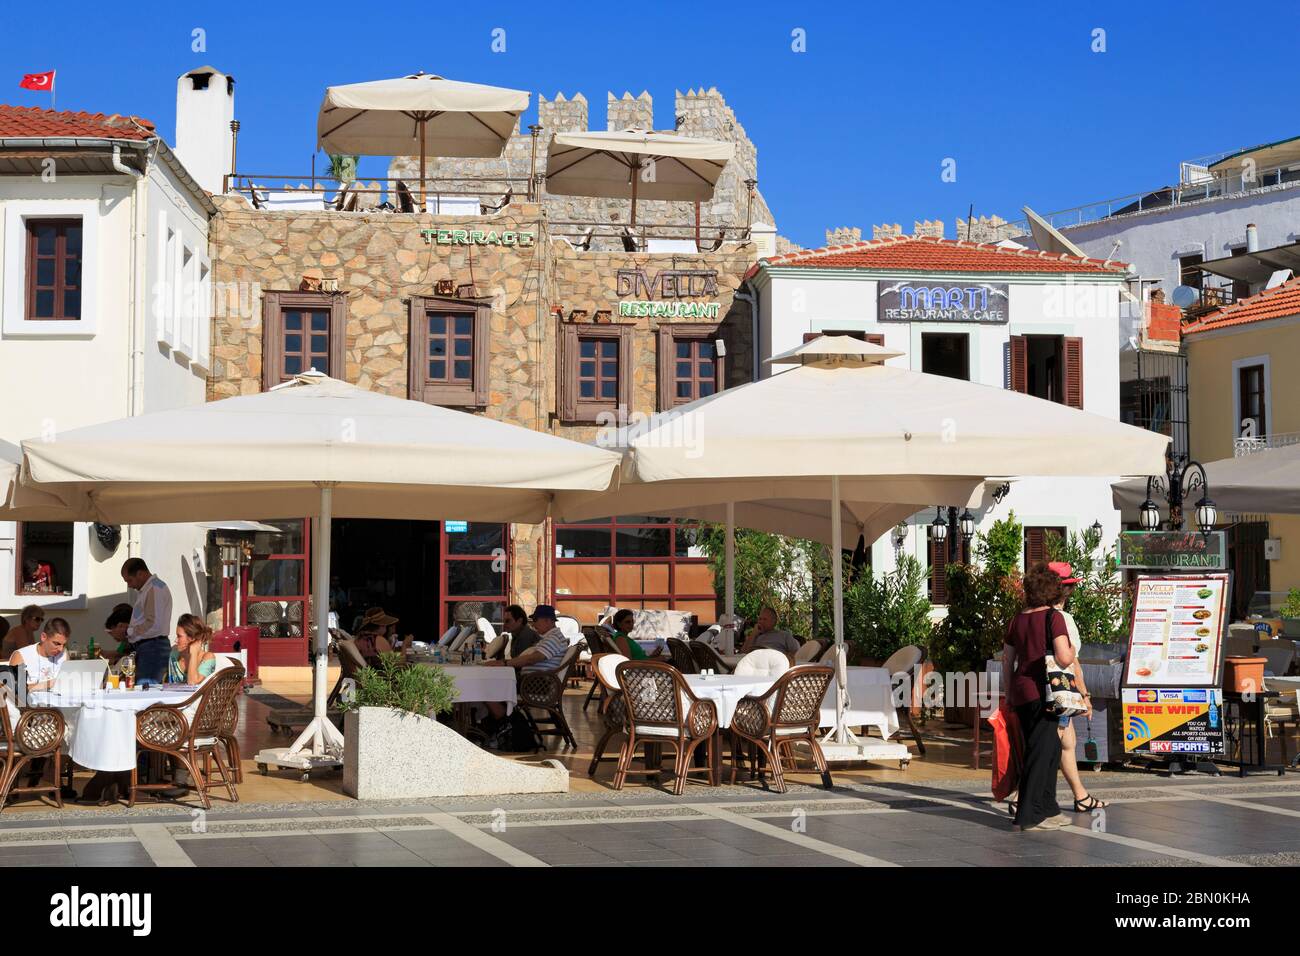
[[1139, 452, 1217, 535]]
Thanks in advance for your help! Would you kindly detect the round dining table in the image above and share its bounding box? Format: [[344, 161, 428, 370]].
[[30, 687, 194, 773]]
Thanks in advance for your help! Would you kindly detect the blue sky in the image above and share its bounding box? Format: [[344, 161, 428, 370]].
[[5, 0, 1298, 247]]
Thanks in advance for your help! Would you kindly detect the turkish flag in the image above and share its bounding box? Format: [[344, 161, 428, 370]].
[[20, 71, 55, 91]]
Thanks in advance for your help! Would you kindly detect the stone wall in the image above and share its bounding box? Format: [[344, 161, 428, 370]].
[[208, 194, 758, 608]]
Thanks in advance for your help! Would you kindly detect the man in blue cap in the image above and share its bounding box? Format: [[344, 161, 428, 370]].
[[480, 604, 569, 726]]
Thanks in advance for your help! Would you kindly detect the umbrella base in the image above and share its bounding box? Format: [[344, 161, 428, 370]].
[[253, 746, 343, 780], [819, 740, 912, 764]]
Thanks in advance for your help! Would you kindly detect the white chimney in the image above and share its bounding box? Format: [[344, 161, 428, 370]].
[[1246, 223, 1259, 253], [174, 66, 235, 195]]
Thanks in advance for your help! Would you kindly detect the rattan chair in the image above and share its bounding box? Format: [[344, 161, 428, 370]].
[[730, 664, 835, 793], [690, 640, 733, 675], [587, 653, 630, 778], [882, 644, 928, 755], [517, 644, 581, 751], [614, 660, 718, 795], [794, 639, 828, 663], [0, 693, 66, 812], [130, 663, 245, 809], [582, 628, 621, 711], [666, 637, 700, 674], [210, 661, 246, 785]]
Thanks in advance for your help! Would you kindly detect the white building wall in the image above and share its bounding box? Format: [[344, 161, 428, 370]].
[[762, 271, 1126, 592], [0, 160, 211, 646]]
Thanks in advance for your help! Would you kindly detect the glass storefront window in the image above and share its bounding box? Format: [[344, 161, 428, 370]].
[[615, 527, 671, 557], [446, 560, 503, 597], [556, 527, 612, 558], [445, 522, 504, 555], [248, 559, 303, 597]]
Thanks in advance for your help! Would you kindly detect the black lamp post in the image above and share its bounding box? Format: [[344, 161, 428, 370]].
[[931, 505, 975, 561], [1139, 451, 1217, 535]]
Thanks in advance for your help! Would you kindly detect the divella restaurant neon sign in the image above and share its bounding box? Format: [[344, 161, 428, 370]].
[[616, 268, 721, 319]]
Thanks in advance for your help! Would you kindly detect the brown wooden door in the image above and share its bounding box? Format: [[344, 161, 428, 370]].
[[1063, 336, 1084, 409], [1009, 335, 1027, 392], [1227, 521, 1270, 620]]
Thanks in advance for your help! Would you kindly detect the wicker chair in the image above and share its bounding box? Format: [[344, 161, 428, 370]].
[[614, 660, 717, 795], [882, 644, 928, 756], [0, 696, 66, 812], [666, 637, 700, 674], [794, 639, 829, 664], [130, 663, 246, 809], [517, 644, 581, 751], [211, 661, 246, 784], [690, 640, 733, 674], [582, 628, 621, 712], [730, 664, 835, 793], [587, 653, 630, 778]]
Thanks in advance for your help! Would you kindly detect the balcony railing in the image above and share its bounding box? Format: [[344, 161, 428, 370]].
[[218, 172, 754, 252], [1007, 160, 1300, 234], [1234, 431, 1300, 457]]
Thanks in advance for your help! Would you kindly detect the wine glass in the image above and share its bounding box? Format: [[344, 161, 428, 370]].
[[120, 654, 136, 688]]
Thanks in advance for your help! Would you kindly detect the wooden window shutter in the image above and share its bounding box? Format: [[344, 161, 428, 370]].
[[1024, 527, 1044, 568], [1063, 336, 1084, 409], [260, 291, 281, 392], [1009, 335, 1027, 393], [558, 323, 577, 422], [929, 531, 949, 604], [866, 333, 885, 346], [657, 325, 675, 411]]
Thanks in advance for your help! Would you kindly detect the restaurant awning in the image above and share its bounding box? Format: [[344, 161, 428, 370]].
[[1195, 240, 1300, 285], [1112, 443, 1300, 518]]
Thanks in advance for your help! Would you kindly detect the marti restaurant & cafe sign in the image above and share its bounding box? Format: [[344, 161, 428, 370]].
[[616, 268, 722, 319], [878, 280, 1009, 324]]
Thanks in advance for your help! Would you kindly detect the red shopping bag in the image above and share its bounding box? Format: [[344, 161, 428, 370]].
[[987, 703, 1024, 802]]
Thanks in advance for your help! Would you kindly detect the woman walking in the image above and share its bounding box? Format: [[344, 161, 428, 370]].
[[1002, 563, 1077, 831], [1048, 562, 1109, 814]]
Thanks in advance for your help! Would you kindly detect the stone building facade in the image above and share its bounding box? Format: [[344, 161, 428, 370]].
[[208, 194, 757, 652]]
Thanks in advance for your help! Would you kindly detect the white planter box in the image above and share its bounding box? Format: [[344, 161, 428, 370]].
[[343, 706, 569, 799]]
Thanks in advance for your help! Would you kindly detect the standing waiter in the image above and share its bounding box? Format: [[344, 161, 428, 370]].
[[120, 558, 173, 686]]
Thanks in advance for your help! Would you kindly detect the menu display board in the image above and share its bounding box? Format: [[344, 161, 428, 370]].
[[1123, 573, 1229, 688]]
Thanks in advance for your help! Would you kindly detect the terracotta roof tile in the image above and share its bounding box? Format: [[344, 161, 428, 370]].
[[0, 105, 156, 142], [1184, 276, 1300, 334], [761, 234, 1129, 275]]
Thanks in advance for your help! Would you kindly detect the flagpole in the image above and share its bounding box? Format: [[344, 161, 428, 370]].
[[51, 73, 55, 111]]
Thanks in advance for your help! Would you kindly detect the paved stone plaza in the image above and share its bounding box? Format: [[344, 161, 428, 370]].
[[2, 773, 1298, 868]]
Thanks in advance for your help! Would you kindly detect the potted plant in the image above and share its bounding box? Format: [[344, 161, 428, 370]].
[[342, 653, 568, 798], [1279, 588, 1300, 638]]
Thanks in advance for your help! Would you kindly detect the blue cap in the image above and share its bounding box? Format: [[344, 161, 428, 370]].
[[530, 604, 557, 622]]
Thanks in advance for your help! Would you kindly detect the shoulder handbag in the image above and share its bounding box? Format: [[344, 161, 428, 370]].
[[1043, 608, 1086, 717]]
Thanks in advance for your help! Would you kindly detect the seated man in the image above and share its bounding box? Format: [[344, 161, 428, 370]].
[[9, 617, 70, 692], [739, 605, 799, 658], [480, 605, 568, 723], [98, 603, 135, 666], [500, 604, 539, 658]]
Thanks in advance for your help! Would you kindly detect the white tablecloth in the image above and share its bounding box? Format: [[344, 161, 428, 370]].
[[683, 675, 774, 729], [821, 666, 899, 741], [417, 663, 517, 713], [31, 688, 194, 772], [684, 666, 899, 739]]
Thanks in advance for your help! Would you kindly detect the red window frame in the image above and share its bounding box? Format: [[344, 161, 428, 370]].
[[440, 522, 509, 636], [25, 218, 82, 321], [245, 519, 311, 667], [550, 517, 715, 620]]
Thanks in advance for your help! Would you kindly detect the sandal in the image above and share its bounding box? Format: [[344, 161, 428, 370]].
[[1073, 794, 1108, 812]]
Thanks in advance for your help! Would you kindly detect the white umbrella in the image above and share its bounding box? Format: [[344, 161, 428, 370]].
[[1113, 443, 1300, 517], [545, 128, 734, 229], [555, 335, 1169, 759], [0, 439, 84, 520], [15, 371, 620, 769], [317, 73, 529, 205]]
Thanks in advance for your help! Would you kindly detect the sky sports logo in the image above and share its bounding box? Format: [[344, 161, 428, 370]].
[[49, 887, 151, 936]]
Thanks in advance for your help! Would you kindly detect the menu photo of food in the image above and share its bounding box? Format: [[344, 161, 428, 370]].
[[1124, 574, 1228, 687]]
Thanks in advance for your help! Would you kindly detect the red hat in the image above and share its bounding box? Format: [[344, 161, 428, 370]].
[[1048, 561, 1079, 585]]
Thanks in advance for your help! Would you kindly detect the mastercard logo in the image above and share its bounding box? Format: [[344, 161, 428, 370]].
[[1137, 690, 1158, 703]]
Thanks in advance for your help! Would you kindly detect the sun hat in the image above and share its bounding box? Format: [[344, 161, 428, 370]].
[[1048, 561, 1080, 585], [361, 607, 399, 627]]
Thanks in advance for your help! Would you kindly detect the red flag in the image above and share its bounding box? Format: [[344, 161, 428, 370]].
[[20, 71, 55, 91]]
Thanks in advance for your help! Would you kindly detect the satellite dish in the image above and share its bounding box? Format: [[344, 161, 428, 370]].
[[1171, 285, 1199, 308]]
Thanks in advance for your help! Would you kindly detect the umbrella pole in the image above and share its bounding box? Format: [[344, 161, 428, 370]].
[[830, 474, 850, 745], [419, 118, 427, 211], [723, 501, 735, 655], [285, 483, 344, 759], [630, 162, 638, 234]]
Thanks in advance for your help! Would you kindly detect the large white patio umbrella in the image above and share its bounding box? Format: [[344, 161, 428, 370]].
[[14, 371, 620, 771], [1112, 442, 1300, 517], [545, 128, 734, 229], [0, 439, 84, 520], [317, 73, 529, 205], [555, 335, 1170, 760]]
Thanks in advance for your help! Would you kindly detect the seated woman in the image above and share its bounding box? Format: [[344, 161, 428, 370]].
[[605, 609, 649, 660], [167, 614, 218, 685], [353, 622, 394, 668]]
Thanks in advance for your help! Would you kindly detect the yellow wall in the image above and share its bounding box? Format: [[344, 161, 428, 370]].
[[1187, 318, 1300, 594]]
